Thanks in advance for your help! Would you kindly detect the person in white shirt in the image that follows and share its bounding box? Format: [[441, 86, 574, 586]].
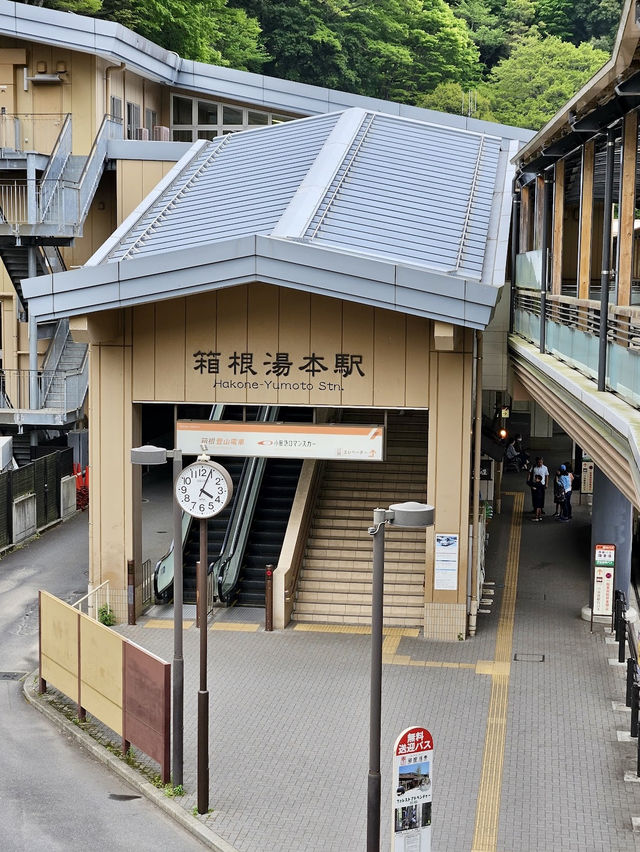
[[529, 456, 550, 512]]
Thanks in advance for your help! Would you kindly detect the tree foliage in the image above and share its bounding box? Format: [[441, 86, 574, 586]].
[[482, 34, 609, 129]]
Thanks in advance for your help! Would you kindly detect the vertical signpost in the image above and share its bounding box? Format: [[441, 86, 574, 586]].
[[392, 727, 433, 852], [591, 543, 616, 630]]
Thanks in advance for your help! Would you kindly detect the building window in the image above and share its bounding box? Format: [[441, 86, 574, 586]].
[[110, 96, 122, 121], [145, 108, 157, 136], [126, 102, 141, 139], [170, 94, 294, 141]]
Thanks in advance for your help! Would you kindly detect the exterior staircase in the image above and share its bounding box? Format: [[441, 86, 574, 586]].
[[292, 410, 428, 628], [42, 335, 87, 410]]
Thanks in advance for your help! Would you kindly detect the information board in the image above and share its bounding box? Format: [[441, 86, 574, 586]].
[[392, 727, 433, 852]]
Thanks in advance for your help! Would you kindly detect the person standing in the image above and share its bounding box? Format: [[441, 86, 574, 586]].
[[553, 468, 565, 517], [557, 464, 574, 521], [529, 474, 545, 521], [530, 456, 550, 512]]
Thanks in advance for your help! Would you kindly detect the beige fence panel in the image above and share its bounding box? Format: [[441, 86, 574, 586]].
[[39, 590, 79, 701], [79, 616, 123, 736]]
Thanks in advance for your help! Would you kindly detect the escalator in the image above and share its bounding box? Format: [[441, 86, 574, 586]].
[[155, 404, 312, 607], [236, 456, 304, 606]]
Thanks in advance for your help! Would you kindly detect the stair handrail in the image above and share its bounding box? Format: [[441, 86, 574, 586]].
[[62, 348, 89, 413], [77, 115, 123, 225], [215, 406, 280, 603], [42, 318, 70, 374], [39, 113, 71, 221]]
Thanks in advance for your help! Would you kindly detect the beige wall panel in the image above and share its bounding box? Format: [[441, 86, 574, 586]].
[[0, 62, 15, 117], [185, 292, 218, 403], [427, 350, 472, 604], [277, 289, 310, 405], [154, 299, 185, 401], [80, 616, 123, 735], [117, 160, 178, 224], [95, 345, 128, 586], [341, 301, 374, 406], [248, 282, 279, 404], [217, 285, 249, 403], [66, 174, 117, 268], [132, 305, 155, 400], [373, 309, 405, 407], [69, 52, 95, 153], [40, 592, 78, 688], [309, 294, 342, 406], [405, 315, 430, 407]]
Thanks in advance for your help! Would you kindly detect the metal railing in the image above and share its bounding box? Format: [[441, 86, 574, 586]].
[[613, 591, 640, 777], [73, 580, 110, 619], [78, 115, 122, 223], [0, 365, 87, 413], [39, 114, 71, 220]]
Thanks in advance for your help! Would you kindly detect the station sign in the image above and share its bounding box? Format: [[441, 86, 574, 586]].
[[581, 460, 594, 494], [593, 544, 615, 617], [176, 420, 384, 461], [392, 726, 433, 852]]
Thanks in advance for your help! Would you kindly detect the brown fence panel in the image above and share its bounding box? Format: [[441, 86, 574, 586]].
[[123, 642, 170, 784]]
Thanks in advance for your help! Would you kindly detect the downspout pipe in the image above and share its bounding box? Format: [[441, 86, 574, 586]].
[[104, 61, 125, 117], [539, 172, 552, 354], [598, 126, 616, 392], [28, 246, 38, 410], [469, 330, 482, 637]]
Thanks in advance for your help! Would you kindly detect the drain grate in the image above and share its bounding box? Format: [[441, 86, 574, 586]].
[[0, 671, 27, 681], [513, 653, 545, 663]]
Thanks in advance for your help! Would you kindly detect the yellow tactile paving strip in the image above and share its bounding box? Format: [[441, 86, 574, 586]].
[[143, 619, 195, 629], [472, 491, 523, 852]]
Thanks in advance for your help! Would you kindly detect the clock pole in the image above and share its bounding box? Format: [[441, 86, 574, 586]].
[[197, 514, 209, 814]]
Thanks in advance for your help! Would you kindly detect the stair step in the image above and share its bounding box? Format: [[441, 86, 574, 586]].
[[291, 612, 423, 627], [293, 600, 423, 617], [298, 580, 423, 595]]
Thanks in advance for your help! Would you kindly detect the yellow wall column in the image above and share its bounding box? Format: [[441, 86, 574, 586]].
[[86, 310, 135, 622], [425, 326, 473, 640]]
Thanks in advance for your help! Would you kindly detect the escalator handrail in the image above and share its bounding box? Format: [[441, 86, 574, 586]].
[[215, 406, 279, 602]]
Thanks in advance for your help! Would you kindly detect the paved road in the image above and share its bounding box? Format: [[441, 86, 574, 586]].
[[0, 512, 205, 851]]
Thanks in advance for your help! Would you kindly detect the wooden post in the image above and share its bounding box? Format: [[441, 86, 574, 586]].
[[578, 140, 595, 302], [617, 111, 637, 309], [551, 159, 565, 297]]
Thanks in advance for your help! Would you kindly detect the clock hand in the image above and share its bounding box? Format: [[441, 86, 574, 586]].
[[198, 469, 213, 497], [200, 488, 213, 498]]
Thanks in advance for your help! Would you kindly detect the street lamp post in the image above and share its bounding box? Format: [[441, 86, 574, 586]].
[[367, 500, 434, 852], [130, 444, 184, 788]]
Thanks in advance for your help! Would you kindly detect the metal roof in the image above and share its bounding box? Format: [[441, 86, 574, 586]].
[[0, 0, 535, 145], [100, 109, 504, 281], [24, 108, 518, 330]]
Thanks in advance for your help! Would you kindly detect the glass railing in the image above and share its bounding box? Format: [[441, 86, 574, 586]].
[[513, 289, 640, 407]]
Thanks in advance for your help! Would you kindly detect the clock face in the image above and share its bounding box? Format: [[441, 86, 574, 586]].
[[175, 461, 233, 518]]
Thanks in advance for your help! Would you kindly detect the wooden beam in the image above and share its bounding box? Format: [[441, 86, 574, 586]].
[[617, 111, 637, 307], [519, 186, 530, 253], [551, 159, 565, 295], [578, 141, 595, 300], [535, 175, 544, 249]]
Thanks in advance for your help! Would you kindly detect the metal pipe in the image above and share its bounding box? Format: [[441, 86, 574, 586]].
[[367, 508, 386, 851], [171, 449, 184, 788], [28, 246, 38, 410], [197, 519, 209, 814], [469, 331, 483, 637], [510, 190, 520, 334], [265, 564, 274, 632], [598, 127, 616, 392]]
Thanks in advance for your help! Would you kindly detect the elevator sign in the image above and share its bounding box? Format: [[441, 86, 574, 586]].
[[176, 420, 385, 461], [392, 727, 433, 852]]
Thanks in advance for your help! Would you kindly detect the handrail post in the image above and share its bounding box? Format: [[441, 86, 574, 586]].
[[265, 564, 274, 632]]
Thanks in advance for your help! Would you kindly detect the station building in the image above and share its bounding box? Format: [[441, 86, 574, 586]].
[[0, 0, 539, 640]]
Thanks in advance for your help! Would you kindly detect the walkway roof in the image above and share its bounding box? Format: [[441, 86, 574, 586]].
[[23, 108, 520, 330]]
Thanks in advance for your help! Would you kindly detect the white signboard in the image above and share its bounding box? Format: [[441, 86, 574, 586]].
[[434, 534, 459, 591], [392, 726, 433, 852], [176, 420, 384, 461], [593, 543, 615, 617]]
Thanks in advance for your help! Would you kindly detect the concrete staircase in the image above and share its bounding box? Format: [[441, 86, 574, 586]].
[[292, 411, 428, 628]]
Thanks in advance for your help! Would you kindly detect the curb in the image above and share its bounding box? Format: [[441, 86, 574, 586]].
[[23, 671, 239, 852]]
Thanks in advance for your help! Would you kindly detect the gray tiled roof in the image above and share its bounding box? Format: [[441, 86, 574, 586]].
[[104, 109, 504, 283]]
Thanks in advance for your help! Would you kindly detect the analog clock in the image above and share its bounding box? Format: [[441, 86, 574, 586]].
[[175, 461, 233, 519]]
